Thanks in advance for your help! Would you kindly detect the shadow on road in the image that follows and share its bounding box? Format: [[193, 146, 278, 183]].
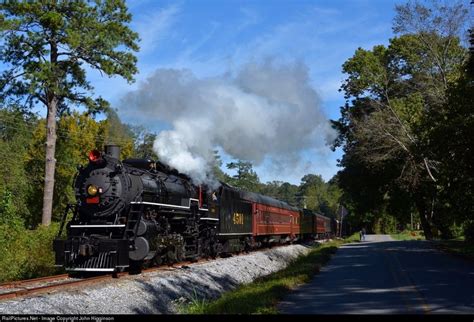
[[279, 239, 474, 314]]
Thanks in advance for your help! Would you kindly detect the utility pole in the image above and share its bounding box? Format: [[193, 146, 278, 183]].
[[340, 214, 343, 238], [337, 204, 348, 238]]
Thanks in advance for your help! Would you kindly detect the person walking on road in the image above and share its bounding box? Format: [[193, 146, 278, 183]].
[[361, 228, 366, 241]]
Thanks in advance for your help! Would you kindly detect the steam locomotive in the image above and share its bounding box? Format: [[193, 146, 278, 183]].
[[53, 145, 334, 273]]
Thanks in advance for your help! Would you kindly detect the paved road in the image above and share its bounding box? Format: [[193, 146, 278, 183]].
[[278, 235, 474, 314]]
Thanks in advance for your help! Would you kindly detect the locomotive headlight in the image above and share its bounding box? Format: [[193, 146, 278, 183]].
[[87, 185, 98, 196]]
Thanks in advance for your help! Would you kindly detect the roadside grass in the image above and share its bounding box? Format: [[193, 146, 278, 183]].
[[432, 239, 474, 261], [390, 230, 474, 261], [391, 230, 425, 241], [180, 234, 358, 314], [344, 232, 362, 243]]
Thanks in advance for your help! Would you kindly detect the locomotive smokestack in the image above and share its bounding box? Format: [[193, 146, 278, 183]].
[[104, 144, 121, 160]]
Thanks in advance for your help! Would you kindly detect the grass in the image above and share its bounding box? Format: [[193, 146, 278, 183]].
[[432, 239, 474, 261], [344, 232, 363, 243], [390, 230, 474, 261], [180, 234, 358, 314], [391, 230, 425, 241]]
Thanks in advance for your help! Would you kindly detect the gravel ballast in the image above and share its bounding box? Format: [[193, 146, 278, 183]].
[[0, 244, 312, 314]]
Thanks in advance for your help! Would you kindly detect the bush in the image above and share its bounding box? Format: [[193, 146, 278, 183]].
[[0, 223, 27, 281], [24, 223, 60, 279], [0, 221, 60, 282], [463, 221, 474, 244], [373, 214, 398, 234], [450, 224, 464, 239]]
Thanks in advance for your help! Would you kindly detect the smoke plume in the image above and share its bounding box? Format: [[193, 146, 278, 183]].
[[120, 60, 336, 184]]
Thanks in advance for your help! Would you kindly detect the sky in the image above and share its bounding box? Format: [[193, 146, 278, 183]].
[[64, 0, 403, 185]]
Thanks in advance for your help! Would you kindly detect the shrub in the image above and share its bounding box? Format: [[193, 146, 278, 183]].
[[463, 221, 474, 243], [24, 223, 60, 279], [0, 223, 28, 282], [0, 221, 60, 282]]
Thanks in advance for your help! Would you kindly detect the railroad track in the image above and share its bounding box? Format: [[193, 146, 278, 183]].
[[0, 243, 296, 302], [0, 256, 218, 302]]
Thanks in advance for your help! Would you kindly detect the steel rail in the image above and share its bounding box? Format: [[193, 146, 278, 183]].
[[0, 242, 296, 302]]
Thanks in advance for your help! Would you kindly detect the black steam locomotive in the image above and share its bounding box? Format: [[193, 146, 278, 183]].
[[53, 145, 334, 273]]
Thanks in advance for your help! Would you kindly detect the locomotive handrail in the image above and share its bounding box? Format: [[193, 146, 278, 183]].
[[130, 199, 209, 212], [69, 225, 126, 228]]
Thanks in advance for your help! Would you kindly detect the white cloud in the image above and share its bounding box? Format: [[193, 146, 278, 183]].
[[133, 3, 181, 55]]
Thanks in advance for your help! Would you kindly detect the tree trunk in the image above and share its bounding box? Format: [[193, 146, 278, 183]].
[[41, 96, 58, 226], [415, 197, 433, 240]]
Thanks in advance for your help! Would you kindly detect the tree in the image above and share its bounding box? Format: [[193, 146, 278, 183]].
[[211, 150, 232, 183], [427, 24, 474, 239], [26, 111, 136, 225], [132, 128, 159, 160], [260, 181, 299, 206], [0, 106, 35, 224], [294, 174, 342, 218], [0, 1, 139, 225], [101, 108, 135, 159], [226, 160, 261, 192], [298, 174, 327, 211], [332, 0, 469, 239]]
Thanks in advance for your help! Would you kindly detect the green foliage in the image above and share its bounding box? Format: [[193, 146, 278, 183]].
[[101, 109, 135, 159], [391, 230, 425, 241], [344, 232, 363, 243], [373, 212, 398, 234], [292, 174, 342, 219], [333, 0, 470, 239], [0, 222, 59, 283], [464, 221, 474, 244], [0, 189, 22, 227], [0, 0, 139, 111], [260, 181, 299, 206], [25, 111, 136, 224], [298, 174, 326, 211], [23, 224, 60, 279], [0, 108, 146, 282], [131, 127, 159, 160], [226, 160, 261, 192], [0, 0, 139, 225], [433, 239, 474, 261], [0, 107, 34, 224]]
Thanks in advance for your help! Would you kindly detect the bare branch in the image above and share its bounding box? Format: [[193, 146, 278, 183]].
[[423, 157, 437, 182]]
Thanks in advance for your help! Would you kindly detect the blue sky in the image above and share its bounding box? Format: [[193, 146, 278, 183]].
[[63, 0, 403, 185]]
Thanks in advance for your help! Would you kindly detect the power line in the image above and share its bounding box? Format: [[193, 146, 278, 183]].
[[0, 118, 137, 146]]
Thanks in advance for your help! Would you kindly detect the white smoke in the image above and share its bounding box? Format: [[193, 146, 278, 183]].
[[120, 60, 337, 184]]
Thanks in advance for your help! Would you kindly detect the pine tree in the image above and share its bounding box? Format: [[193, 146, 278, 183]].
[[0, 1, 139, 225]]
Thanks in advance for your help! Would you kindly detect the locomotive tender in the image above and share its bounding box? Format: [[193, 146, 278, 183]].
[[53, 145, 333, 272]]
